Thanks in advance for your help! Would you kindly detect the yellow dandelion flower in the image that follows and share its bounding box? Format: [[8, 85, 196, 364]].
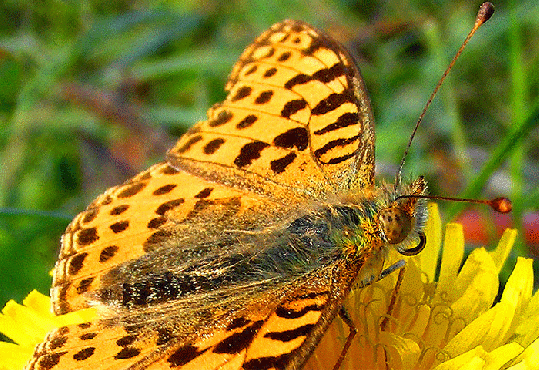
[[306, 203, 538, 370], [0, 291, 95, 370]]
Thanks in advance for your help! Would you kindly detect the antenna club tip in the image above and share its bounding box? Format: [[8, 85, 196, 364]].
[[477, 2, 495, 24], [490, 197, 512, 213]]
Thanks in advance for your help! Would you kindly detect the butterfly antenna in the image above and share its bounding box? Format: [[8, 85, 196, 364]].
[[395, 2, 495, 188], [397, 194, 512, 214]]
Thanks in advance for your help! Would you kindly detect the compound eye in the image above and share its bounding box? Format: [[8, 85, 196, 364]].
[[398, 231, 426, 256], [379, 207, 412, 245]]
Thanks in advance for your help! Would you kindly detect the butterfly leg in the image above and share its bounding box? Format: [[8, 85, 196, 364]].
[[332, 306, 357, 370], [379, 259, 406, 280], [333, 260, 407, 369], [356, 259, 406, 289], [381, 265, 406, 331]]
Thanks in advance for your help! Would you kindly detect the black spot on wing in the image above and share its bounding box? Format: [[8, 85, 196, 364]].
[[312, 63, 345, 83], [263, 67, 277, 78], [203, 138, 225, 154], [50, 335, 68, 349], [243, 353, 292, 370], [138, 171, 152, 181], [227, 317, 251, 330], [155, 199, 184, 216], [110, 220, 129, 233], [255, 90, 273, 104], [56, 289, 69, 314], [270, 153, 297, 174], [100, 195, 113, 205], [244, 65, 257, 76], [284, 74, 311, 90], [68, 253, 87, 275], [231, 86, 252, 102], [116, 335, 136, 347], [208, 110, 233, 127], [213, 320, 264, 354], [176, 135, 203, 155], [323, 151, 356, 165], [314, 112, 359, 135], [117, 183, 146, 198], [153, 185, 176, 196], [234, 141, 270, 168], [110, 205, 129, 215], [277, 51, 292, 61], [313, 134, 361, 164], [311, 92, 354, 115], [281, 99, 307, 118], [99, 245, 118, 262], [38, 352, 67, 368], [194, 187, 213, 199], [76, 277, 94, 294], [143, 230, 174, 252], [73, 347, 95, 361], [302, 38, 323, 55], [274, 302, 324, 319], [273, 127, 309, 151], [79, 333, 96, 341], [167, 345, 208, 367], [114, 347, 141, 359], [237, 114, 258, 129], [285, 63, 345, 90], [147, 217, 167, 229], [77, 227, 98, 246], [264, 323, 315, 342], [82, 209, 97, 223], [161, 165, 180, 175]]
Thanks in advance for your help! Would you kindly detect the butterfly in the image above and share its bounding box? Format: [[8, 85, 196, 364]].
[[26, 20, 428, 370]]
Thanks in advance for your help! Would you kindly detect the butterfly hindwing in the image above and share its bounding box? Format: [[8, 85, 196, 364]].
[[52, 163, 288, 315]]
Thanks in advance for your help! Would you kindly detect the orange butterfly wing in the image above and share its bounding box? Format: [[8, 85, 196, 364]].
[[27, 20, 379, 370]]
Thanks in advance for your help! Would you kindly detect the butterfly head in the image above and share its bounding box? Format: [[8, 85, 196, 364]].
[[379, 176, 428, 256]]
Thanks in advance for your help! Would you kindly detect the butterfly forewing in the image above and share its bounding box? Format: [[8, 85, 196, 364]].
[[28, 20, 393, 370], [168, 20, 375, 196]]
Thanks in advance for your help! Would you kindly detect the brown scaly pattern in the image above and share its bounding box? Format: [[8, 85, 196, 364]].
[[26, 20, 428, 370]]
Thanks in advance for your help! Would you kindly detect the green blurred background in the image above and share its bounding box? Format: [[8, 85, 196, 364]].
[[0, 0, 538, 309]]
